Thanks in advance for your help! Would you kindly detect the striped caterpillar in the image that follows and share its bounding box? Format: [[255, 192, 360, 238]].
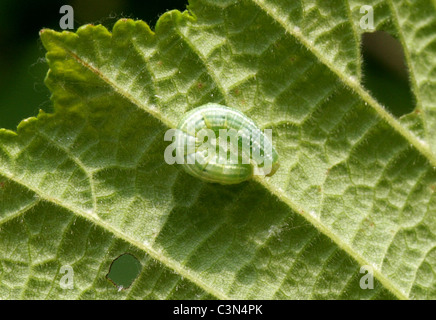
[[164, 103, 279, 185]]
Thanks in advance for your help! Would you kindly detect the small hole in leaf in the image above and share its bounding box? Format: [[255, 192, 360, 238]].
[[361, 31, 415, 117], [106, 253, 141, 291]]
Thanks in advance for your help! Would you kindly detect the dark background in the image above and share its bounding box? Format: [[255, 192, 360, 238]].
[[0, 0, 189, 130], [0, 0, 414, 131]]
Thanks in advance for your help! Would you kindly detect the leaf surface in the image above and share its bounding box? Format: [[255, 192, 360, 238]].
[[1, 0, 436, 299]]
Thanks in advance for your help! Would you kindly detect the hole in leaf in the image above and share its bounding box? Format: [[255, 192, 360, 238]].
[[361, 31, 415, 117], [106, 253, 142, 291]]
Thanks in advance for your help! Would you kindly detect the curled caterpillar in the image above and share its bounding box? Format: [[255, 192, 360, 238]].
[[165, 103, 279, 185]]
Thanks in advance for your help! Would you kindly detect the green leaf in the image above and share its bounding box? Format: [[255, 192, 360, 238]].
[[1, 0, 436, 299]]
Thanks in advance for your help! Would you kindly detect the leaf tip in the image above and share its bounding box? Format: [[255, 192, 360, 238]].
[[39, 28, 49, 36], [0, 128, 18, 137], [16, 116, 38, 132]]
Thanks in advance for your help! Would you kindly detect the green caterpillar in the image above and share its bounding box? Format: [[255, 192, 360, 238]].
[[168, 103, 279, 185]]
